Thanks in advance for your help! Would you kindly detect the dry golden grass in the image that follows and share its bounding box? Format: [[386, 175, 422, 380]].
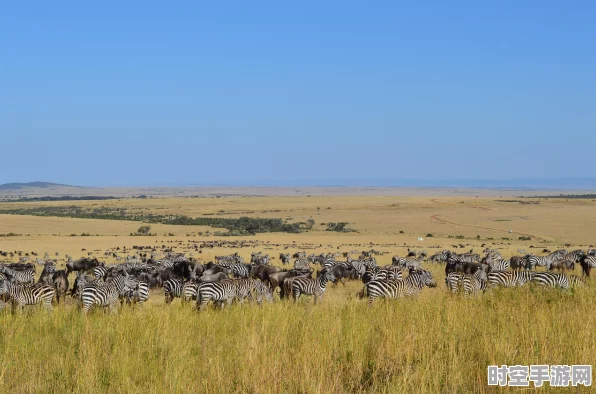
[[0, 195, 595, 393]]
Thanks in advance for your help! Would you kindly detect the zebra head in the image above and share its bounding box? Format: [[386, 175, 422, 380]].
[[409, 269, 437, 288]]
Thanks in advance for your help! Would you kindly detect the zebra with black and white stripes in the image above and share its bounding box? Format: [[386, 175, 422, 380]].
[[181, 281, 199, 302], [0, 265, 35, 284], [227, 262, 251, 279], [0, 281, 55, 312], [196, 280, 238, 310], [526, 250, 567, 271], [289, 269, 335, 304], [124, 281, 149, 305], [163, 278, 184, 304], [486, 256, 510, 272], [93, 266, 108, 280], [429, 250, 451, 263], [488, 271, 535, 288], [462, 273, 486, 296], [392, 257, 422, 270], [532, 272, 572, 289], [364, 269, 436, 305], [445, 272, 464, 294], [80, 274, 138, 313]]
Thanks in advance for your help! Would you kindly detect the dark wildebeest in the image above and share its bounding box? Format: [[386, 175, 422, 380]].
[[66, 258, 104, 275], [445, 261, 490, 276], [329, 264, 356, 286], [52, 270, 69, 303], [509, 255, 527, 270], [579, 255, 596, 277], [250, 265, 282, 282], [549, 259, 575, 273]]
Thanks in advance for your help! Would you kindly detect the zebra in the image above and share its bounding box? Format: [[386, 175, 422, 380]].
[[485, 256, 510, 272], [429, 250, 451, 263], [392, 257, 422, 270], [0, 265, 35, 284], [196, 280, 239, 310], [531, 272, 571, 289], [445, 272, 464, 294], [0, 281, 55, 312], [361, 266, 403, 284], [80, 275, 138, 313], [125, 281, 149, 305], [462, 273, 486, 296], [227, 262, 251, 279], [163, 278, 184, 304], [364, 269, 436, 305], [293, 258, 311, 270], [93, 266, 108, 280], [526, 251, 567, 271], [289, 269, 335, 304], [182, 281, 199, 302], [488, 271, 535, 288]]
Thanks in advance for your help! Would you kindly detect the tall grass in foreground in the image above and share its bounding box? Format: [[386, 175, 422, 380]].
[[0, 274, 595, 393]]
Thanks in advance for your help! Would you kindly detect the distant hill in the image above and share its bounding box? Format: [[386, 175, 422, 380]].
[[0, 182, 79, 190]]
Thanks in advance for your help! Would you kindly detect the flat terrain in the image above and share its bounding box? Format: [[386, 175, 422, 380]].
[[0, 192, 595, 392]]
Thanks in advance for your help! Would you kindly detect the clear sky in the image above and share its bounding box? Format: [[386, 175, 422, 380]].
[[1, 1, 595, 186]]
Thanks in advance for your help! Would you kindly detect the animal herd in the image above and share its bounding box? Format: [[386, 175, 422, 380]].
[[0, 246, 594, 313]]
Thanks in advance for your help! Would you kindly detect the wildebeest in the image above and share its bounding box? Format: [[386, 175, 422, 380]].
[[66, 258, 104, 275], [445, 261, 490, 276], [52, 270, 69, 303]]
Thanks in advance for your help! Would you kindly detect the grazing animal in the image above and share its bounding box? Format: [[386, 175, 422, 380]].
[[163, 279, 184, 304], [462, 273, 486, 296], [196, 280, 238, 310], [364, 269, 436, 305], [279, 253, 290, 265], [289, 269, 336, 304], [80, 275, 138, 313], [532, 272, 572, 289], [0, 281, 55, 312], [488, 271, 535, 288], [526, 251, 567, 271], [579, 255, 596, 276], [52, 270, 69, 303], [0, 265, 35, 284]]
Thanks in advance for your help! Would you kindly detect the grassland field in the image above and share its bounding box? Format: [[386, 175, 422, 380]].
[[0, 194, 595, 393]]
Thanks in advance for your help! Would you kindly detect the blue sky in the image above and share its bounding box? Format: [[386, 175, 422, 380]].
[[1, 1, 595, 186]]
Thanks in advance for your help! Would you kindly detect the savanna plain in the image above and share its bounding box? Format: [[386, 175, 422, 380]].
[[0, 191, 595, 393]]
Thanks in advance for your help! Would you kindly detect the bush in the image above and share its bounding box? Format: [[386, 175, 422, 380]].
[[426, 233, 434, 237], [519, 236, 532, 241], [137, 226, 151, 235], [326, 222, 356, 233]]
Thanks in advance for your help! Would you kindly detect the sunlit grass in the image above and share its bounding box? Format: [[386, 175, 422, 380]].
[[1, 265, 594, 393]]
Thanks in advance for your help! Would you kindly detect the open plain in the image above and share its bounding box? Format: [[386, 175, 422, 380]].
[[0, 189, 595, 393]]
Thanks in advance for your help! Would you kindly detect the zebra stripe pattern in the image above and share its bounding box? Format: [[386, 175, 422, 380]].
[[488, 271, 535, 288], [0, 266, 35, 284], [365, 270, 436, 305], [0, 281, 55, 311], [164, 279, 183, 304], [290, 270, 335, 303], [81, 275, 137, 313], [532, 273, 572, 289], [196, 280, 238, 310]]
